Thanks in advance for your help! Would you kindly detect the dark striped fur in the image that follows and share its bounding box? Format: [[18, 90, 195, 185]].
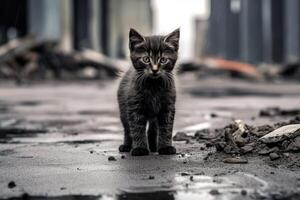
[[118, 28, 180, 156]]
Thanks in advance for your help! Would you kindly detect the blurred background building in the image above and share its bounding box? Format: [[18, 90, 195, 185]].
[[0, 0, 153, 58], [205, 0, 300, 65], [0, 0, 300, 67]]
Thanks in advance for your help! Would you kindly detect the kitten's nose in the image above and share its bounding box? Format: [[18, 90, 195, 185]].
[[152, 69, 159, 74], [152, 65, 159, 74]]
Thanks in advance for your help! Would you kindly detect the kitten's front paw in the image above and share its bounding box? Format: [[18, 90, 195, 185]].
[[131, 147, 149, 156], [119, 144, 131, 152], [158, 146, 176, 155]]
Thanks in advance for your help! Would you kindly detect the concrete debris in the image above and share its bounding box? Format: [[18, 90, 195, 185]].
[[258, 147, 279, 155], [185, 116, 300, 165], [0, 36, 123, 83], [195, 129, 216, 140], [260, 124, 300, 143], [232, 120, 249, 147], [173, 132, 192, 142], [286, 137, 300, 152], [269, 153, 280, 161]]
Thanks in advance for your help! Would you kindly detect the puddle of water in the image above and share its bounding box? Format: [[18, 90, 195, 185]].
[[174, 175, 233, 191]]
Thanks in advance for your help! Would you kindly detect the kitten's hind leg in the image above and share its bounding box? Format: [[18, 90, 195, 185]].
[[119, 116, 132, 152], [148, 119, 158, 152]]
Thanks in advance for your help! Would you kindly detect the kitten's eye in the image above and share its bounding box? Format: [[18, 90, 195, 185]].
[[142, 56, 150, 63], [160, 57, 168, 64]]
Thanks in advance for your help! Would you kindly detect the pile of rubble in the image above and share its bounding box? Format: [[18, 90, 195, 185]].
[[174, 116, 300, 163], [0, 36, 126, 83], [179, 58, 300, 81]]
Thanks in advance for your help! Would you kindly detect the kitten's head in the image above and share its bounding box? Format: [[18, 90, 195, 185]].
[[129, 28, 180, 79]]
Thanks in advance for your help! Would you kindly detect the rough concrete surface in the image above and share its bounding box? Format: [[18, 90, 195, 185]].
[[0, 73, 300, 200]]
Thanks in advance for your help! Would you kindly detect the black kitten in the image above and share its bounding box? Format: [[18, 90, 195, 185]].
[[118, 28, 180, 156]]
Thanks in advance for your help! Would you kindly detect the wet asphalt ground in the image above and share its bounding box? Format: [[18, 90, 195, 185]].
[[0, 73, 300, 200]]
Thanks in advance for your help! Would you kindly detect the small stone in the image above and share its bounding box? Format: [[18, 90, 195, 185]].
[[173, 132, 191, 142], [211, 113, 218, 118], [183, 160, 187, 164], [60, 187, 66, 190], [108, 156, 116, 161], [8, 181, 16, 189], [195, 129, 213, 139], [241, 189, 247, 196], [270, 171, 275, 174], [190, 176, 194, 181], [121, 155, 125, 159], [203, 152, 212, 160], [205, 142, 213, 148], [269, 153, 280, 161], [148, 175, 155, 180], [210, 189, 220, 195], [89, 150, 94, 154], [283, 153, 290, 157], [223, 157, 248, 164], [213, 179, 222, 184], [241, 145, 254, 154], [258, 147, 279, 155], [181, 172, 190, 176], [286, 137, 300, 152]]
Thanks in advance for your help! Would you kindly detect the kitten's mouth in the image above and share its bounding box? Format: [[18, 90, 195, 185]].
[[149, 74, 161, 79]]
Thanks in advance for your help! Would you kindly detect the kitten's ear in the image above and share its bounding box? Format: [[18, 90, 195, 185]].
[[164, 28, 180, 51], [129, 28, 145, 50]]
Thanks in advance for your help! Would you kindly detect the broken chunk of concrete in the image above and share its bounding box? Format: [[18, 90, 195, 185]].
[[269, 153, 280, 161], [286, 137, 300, 152], [232, 120, 249, 147], [195, 129, 215, 140], [260, 124, 300, 143], [173, 131, 191, 142], [258, 147, 279, 155], [241, 144, 254, 154]]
